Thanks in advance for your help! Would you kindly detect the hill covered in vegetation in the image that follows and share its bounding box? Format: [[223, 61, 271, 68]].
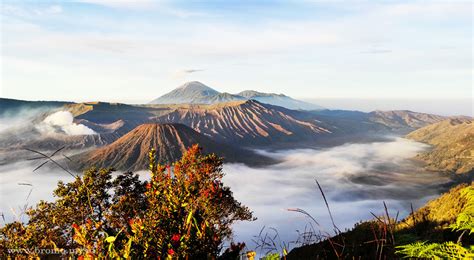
[[407, 118, 474, 174], [286, 182, 474, 259], [368, 110, 446, 131]]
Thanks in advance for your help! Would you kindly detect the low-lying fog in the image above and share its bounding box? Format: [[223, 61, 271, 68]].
[[223, 137, 450, 249], [0, 137, 450, 252]]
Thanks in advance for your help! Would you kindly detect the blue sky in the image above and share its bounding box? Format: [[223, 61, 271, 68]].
[[1, 0, 472, 104]]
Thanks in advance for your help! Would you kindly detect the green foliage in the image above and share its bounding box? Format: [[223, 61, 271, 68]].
[[450, 187, 474, 235], [128, 145, 254, 258], [396, 186, 474, 259], [261, 252, 281, 260], [0, 144, 254, 259], [396, 241, 473, 259], [397, 183, 470, 231], [406, 118, 474, 174], [286, 183, 474, 259]]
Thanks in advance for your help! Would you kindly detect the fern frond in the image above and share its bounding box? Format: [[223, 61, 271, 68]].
[[396, 241, 473, 259], [450, 187, 474, 234]]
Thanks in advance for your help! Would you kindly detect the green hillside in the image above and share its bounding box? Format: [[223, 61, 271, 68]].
[[286, 183, 474, 259], [407, 118, 474, 174]]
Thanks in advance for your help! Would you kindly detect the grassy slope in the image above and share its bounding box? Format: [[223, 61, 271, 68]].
[[406, 118, 474, 174], [286, 183, 474, 259]]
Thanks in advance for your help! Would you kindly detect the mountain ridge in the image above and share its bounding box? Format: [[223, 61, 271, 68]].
[[368, 110, 446, 131], [406, 118, 474, 174], [152, 99, 331, 146], [149, 81, 220, 104], [237, 90, 324, 110], [149, 81, 324, 110], [73, 123, 275, 171], [0, 98, 455, 154]]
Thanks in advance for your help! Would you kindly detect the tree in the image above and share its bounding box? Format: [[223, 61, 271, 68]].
[[0, 144, 254, 259]]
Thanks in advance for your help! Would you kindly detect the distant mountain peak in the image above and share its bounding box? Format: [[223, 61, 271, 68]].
[[178, 81, 214, 90], [176, 81, 219, 96], [149, 81, 219, 104], [149, 82, 324, 110]]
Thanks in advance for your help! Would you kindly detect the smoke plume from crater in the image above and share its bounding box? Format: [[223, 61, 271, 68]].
[[36, 111, 96, 136]]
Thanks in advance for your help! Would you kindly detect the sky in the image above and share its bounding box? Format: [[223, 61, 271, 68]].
[[0, 0, 472, 106]]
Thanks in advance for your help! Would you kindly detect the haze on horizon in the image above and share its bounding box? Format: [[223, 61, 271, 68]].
[[1, 1, 472, 115]]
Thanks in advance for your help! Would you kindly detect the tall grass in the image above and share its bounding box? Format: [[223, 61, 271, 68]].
[[251, 180, 473, 259]]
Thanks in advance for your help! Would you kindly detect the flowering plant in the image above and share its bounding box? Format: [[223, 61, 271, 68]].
[[0, 145, 253, 259]]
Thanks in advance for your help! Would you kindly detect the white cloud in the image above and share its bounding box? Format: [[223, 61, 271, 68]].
[[77, 0, 156, 9], [163, 8, 209, 18], [36, 111, 96, 136], [1, 1, 471, 101], [76, 0, 209, 18], [3, 1, 468, 57], [381, 2, 471, 17], [1, 4, 62, 17], [172, 69, 204, 79], [44, 5, 63, 15]]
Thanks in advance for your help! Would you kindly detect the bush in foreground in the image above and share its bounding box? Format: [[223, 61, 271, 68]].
[[284, 183, 474, 259], [396, 185, 474, 258], [0, 145, 254, 259]]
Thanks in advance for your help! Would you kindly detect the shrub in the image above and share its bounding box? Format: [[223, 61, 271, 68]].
[[0, 144, 254, 259], [396, 186, 474, 259]]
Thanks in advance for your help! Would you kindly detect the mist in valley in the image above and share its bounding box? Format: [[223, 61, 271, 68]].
[[0, 134, 450, 250], [0, 161, 76, 223], [223, 138, 450, 248], [0, 109, 97, 222], [0, 107, 453, 250]]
